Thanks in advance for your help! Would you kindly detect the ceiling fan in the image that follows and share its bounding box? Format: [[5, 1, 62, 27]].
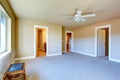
[[68, 10, 96, 22]]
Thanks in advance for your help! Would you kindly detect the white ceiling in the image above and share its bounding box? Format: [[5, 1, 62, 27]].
[[9, 0, 120, 27]]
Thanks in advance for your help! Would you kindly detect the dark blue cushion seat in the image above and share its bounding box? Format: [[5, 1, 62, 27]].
[[8, 63, 24, 72]]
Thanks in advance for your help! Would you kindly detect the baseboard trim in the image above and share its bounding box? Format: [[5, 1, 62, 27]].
[[15, 56, 35, 61], [47, 53, 62, 57], [72, 50, 96, 57], [109, 58, 120, 63]]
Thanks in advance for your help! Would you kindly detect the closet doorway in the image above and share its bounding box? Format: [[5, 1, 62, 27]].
[[34, 26, 48, 57], [95, 25, 111, 59], [65, 31, 73, 52]]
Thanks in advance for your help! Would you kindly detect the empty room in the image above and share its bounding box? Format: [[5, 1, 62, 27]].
[[0, 0, 120, 80]]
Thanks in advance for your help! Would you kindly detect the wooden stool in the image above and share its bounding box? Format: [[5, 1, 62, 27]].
[[4, 63, 26, 80]]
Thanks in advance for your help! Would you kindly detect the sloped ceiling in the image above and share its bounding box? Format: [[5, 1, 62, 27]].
[[9, 0, 120, 27]]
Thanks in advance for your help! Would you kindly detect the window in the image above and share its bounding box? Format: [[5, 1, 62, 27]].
[[0, 4, 11, 54], [0, 8, 7, 53]]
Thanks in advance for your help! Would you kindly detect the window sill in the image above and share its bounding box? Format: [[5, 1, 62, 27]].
[[0, 50, 12, 59]]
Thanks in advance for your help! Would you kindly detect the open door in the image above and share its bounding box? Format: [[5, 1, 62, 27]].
[[105, 28, 109, 56], [36, 28, 47, 57], [97, 28, 109, 57], [65, 31, 73, 52]]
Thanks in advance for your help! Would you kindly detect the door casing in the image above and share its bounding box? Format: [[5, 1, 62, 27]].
[[95, 24, 111, 59], [34, 25, 48, 57]]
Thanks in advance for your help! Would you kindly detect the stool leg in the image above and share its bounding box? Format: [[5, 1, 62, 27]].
[[6, 74, 12, 80], [24, 73, 26, 80], [8, 75, 12, 80]]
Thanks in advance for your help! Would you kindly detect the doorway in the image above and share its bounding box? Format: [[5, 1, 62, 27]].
[[95, 25, 111, 58], [36, 28, 46, 57], [34, 25, 48, 57], [65, 31, 73, 52]]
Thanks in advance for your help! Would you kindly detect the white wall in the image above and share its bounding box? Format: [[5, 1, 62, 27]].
[[73, 18, 120, 62], [16, 19, 62, 58], [73, 25, 95, 56]]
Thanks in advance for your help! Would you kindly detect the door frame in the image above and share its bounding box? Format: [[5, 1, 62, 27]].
[[65, 31, 73, 52], [34, 25, 48, 57], [95, 24, 111, 59]]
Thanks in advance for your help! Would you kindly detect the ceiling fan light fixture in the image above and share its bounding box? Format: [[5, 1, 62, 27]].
[[74, 18, 80, 22], [74, 17, 86, 22], [64, 9, 96, 22]]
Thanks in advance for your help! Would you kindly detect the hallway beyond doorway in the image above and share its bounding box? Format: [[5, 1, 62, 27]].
[[37, 50, 46, 57]]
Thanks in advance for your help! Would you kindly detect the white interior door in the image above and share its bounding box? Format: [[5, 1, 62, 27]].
[[69, 33, 73, 51], [97, 29, 105, 56], [69, 37, 73, 51]]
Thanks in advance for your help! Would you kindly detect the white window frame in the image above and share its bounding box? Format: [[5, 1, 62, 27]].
[[0, 11, 7, 53], [0, 4, 11, 56]]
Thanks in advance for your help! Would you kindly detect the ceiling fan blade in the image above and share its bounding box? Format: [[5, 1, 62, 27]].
[[81, 18, 86, 22], [81, 13, 96, 18], [69, 19, 74, 22], [68, 17, 74, 22]]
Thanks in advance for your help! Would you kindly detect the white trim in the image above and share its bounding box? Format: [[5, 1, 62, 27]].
[[47, 53, 62, 57], [72, 50, 96, 57], [95, 24, 111, 59], [15, 56, 35, 61], [0, 50, 12, 59], [65, 31, 73, 52], [34, 25, 48, 57], [109, 58, 120, 63]]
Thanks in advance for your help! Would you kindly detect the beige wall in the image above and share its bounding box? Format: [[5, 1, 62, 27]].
[[0, 0, 16, 77], [62, 27, 73, 52], [73, 18, 120, 61], [16, 19, 62, 58]]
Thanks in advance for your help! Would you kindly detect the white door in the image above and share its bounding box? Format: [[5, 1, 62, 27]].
[[97, 29, 105, 56], [68, 33, 73, 52], [69, 35, 73, 51]]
